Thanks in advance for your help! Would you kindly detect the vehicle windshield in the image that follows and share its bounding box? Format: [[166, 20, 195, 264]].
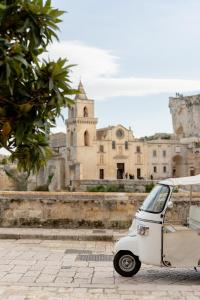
[[140, 184, 170, 213]]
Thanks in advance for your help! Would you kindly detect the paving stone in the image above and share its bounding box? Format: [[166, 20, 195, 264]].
[[25, 271, 41, 277], [13, 260, 37, 266], [1, 273, 23, 282], [7, 296, 26, 300], [36, 275, 56, 283], [0, 264, 14, 272], [54, 277, 73, 283], [74, 274, 92, 280], [0, 239, 199, 299], [11, 266, 30, 273], [92, 278, 114, 284], [19, 276, 37, 283], [73, 278, 91, 284], [40, 269, 59, 275]]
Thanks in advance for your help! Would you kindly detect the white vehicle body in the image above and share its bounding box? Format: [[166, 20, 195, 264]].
[[114, 174, 200, 276]]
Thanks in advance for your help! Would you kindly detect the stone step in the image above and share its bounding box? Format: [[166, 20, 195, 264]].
[[0, 227, 127, 241]]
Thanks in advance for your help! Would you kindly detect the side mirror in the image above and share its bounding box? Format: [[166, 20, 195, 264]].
[[167, 201, 173, 209]]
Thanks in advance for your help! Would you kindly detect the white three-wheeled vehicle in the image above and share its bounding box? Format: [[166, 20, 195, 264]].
[[113, 175, 200, 277]]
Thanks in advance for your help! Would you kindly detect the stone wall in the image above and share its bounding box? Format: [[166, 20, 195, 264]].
[[0, 191, 198, 229]]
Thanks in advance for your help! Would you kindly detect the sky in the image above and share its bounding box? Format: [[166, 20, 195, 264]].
[[48, 0, 200, 137]]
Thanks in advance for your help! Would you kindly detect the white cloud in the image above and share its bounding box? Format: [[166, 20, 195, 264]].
[[44, 40, 119, 82], [87, 77, 200, 100], [44, 40, 200, 100]]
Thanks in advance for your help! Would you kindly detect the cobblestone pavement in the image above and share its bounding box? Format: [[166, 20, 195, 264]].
[[0, 239, 199, 299]]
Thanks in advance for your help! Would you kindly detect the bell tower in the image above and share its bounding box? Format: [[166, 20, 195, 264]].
[[66, 81, 98, 185]]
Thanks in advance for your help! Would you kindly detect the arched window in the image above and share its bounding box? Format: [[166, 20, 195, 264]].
[[136, 146, 141, 153], [84, 130, 89, 146], [71, 107, 75, 118], [83, 106, 88, 117], [99, 145, 104, 152], [70, 131, 73, 146]]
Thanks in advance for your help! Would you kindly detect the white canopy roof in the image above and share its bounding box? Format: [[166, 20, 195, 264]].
[[159, 174, 200, 186]]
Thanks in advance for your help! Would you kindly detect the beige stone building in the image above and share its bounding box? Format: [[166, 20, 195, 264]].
[[33, 132, 67, 191], [0, 155, 16, 191], [34, 82, 200, 191], [65, 82, 196, 187], [0, 166, 14, 190]]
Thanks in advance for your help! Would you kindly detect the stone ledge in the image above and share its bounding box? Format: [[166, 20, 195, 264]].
[[0, 192, 198, 229]]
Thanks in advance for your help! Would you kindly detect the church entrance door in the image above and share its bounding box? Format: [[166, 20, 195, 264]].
[[117, 163, 124, 179]]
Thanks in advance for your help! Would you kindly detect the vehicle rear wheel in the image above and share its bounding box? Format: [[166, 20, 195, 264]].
[[113, 251, 141, 277]]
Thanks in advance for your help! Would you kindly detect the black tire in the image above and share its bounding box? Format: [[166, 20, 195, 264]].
[[113, 251, 141, 277]]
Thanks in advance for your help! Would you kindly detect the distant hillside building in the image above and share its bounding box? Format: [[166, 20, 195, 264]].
[[30, 132, 66, 191], [169, 94, 200, 139], [169, 93, 200, 176]]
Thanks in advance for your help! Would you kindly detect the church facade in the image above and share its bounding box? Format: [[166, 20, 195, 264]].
[[65, 82, 196, 187], [34, 82, 200, 191]]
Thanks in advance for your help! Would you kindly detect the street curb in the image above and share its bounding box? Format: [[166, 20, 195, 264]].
[[0, 233, 122, 241]]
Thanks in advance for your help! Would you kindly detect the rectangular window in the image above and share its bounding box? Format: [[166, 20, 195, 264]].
[[190, 168, 195, 176], [99, 169, 104, 179], [137, 168, 141, 179], [153, 150, 157, 157], [163, 166, 167, 173], [153, 166, 157, 173], [112, 141, 116, 149], [125, 141, 128, 150], [163, 150, 166, 157], [136, 146, 141, 153], [99, 145, 104, 152]]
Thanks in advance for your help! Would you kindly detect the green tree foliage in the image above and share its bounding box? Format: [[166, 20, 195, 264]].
[[145, 182, 155, 193], [0, 0, 76, 174], [87, 184, 125, 192]]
